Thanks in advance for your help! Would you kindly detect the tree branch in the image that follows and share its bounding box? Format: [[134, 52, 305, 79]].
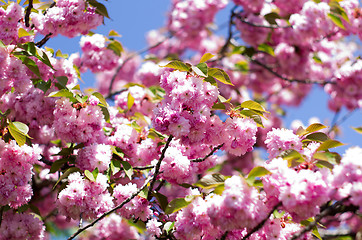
[[147, 135, 174, 200], [235, 14, 292, 29], [35, 33, 53, 48], [219, 6, 238, 58], [250, 58, 335, 85], [25, 0, 33, 28], [191, 144, 224, 163]]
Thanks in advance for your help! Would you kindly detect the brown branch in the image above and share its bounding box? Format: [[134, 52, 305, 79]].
[[106, 34, 172, 99], [147, 135, 174, 200], [191, 144, 224, 163], [242, 202, 282, 240], [251, 58, 335, 85], [235, 14, 293, 29], [25, 0, 33, 28], [35, 33, 53, 48], [219, 6, 238, 58]]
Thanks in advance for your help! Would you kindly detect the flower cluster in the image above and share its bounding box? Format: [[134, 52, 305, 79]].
[[265, 128, 302, 159], [76, 143, 112, 172], [57, 172, 114, 221], [31, 0, 103, 38], [0, 140, 40, 208]]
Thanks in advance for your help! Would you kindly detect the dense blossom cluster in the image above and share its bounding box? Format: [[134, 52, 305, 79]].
[[31, 0, 103, 38], [0, 0, 360, 239]]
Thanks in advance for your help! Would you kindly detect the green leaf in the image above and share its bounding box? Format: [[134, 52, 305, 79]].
[[315, 160, 334, 169], [264, 12, 281, 25], [163, 222, 175, 235], [258, 43, 275, 56], [208, 68, 233, 86], [195, 173, 225, 189], [239, 100, 268, 113], [18, 28, 34, 38], [121, 161, 133, 180], [327, 13, 345, 29], [34, 79, 51, 93], [303, 132, 329, 142], [204, 76, 218, 86], [148, 128, 166, 140], [0, 40, 6, 48], [49, 158, 69, 174], [351, 126, 362, 134], [246, 166, 271, 186], [313, 152, 341, 165], [8, 121, 30, 146], [279, 150, 304, 167], [138, 186, 148, 199], [160, 60, 191, 72], [18, 56, 41, 77], [55, 49, 69, 58], [312, 226, 322, 240], [211, 102, 226, 110], [107, 40, 123, 56], [152, 192, 169, 211], [53, 167, 80, 190], [88, 0, 110, 19], [192, 63, 208, 77], [56, 76, 69, 90], [100, 105, 110, 122], [305, 123, 327, 134], [110, 159, 121, 174], [85, 169, 96, 182], [199, 53, 215, 63], [92, 167, 99, 180], [48, 89, 74, 98], [108, 30, 121, 37], [235, 61, 249, 72], [165, 197, 193, 215], [127, 92, 135, 110], [316, 139, 344, 151]]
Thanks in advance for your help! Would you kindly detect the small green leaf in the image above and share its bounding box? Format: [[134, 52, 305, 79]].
[[107, 40, 123, 56], [34, 79, 51, 93], [239, 100, 268, 113], [88, 0, 110, 19], [18, 28, 34, 38], [328, 13, 345, 29], [258, 43, 275, 56], [127, 92, 135, 110], [199, 53, 215, 63], [165, 197, 193, 215], [48, 89, 74, 98], [305, 123, 327, 134], [195, 173, 225, 189], [148, 128, 166, 140], [192, 62, 208, 77], [49, 158, 69, 174], [8, 121, 29, 146], [152, 192, 169, 211], [208, 68, 233, 86], [351, 126, 362, 134], [313, 152, 341, 165], [312, 226, 322, 240], [53, 167, 80, 190], [92, 167, 99, 180], [110, 159, 121, 174], [121, 161, 133, 180], [303, 132, 329, 142], [0, 40, 6, 48], [108, 30, 121, 37], [315, 160, 334, 169], [138, 186, 148, 199], [85, 169, 96, 182], [18, 56, 41, 77], [246, 166, 271, 183], [160, 60, 191, 72], [163, 222, 175, 234], [92, 92, 108, 107], [316, 139, 344, 151], [100, 105, 110, 122], [264, 12, 281, 25], [56, 76, 69, 89], [235, 61, 249, 72], [55, 49, 69, 58]]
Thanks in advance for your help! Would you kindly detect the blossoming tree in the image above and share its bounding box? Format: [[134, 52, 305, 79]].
[[0, 0, 361, 239]]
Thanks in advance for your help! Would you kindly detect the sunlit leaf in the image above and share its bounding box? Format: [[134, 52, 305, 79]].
[[199, 53, 215, 63], [160, 60, 191, 72], [208, 68, 233, 86], [316, 139, 344, 151], [121, 161, 133, 180]]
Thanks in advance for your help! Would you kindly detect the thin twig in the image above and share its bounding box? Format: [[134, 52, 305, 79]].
[[106, 34, 172, 99], [251, 58, 335, 85], [191, 144, 224, 163], [25, 0, 33, 28], [242, 202, 282, 240], [235, 14, 293, 29], [219, 6, 238, 58], [35, 33, 53, 48], [147, 135, 174, 200]]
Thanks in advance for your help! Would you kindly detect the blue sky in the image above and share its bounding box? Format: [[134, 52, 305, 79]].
[[45, 0, 360, 154]]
